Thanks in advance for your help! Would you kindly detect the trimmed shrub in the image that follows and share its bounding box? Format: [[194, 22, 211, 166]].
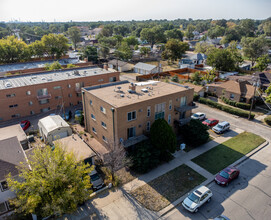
[[171, 75, 179, 83], [193, 93, 200, 101], [199, 97, 255, 119], [264, 115, 271, 126], [221, 96, 251, 110]]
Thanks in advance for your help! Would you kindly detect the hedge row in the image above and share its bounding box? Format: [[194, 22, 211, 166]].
[[193, 93, 200, 101], [221, 96, 251, 110], [264, 115, 271, 126], [199, 97, 255, 119]]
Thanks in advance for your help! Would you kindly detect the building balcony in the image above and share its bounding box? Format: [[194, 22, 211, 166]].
[[174, 103, 197, 113], [174, 118, 191, 126], [122, 135, 148, 148], [37, 94, 51, 100], [75, 87, 82, 93]]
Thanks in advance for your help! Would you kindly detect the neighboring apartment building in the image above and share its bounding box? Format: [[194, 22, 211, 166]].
[[82, 80, 195, 149], [0, 66, 119, 122]]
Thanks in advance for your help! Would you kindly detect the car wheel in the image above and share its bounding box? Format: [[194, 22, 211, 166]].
[[207, 197, 211, 203], [194, 208, 198, 213]]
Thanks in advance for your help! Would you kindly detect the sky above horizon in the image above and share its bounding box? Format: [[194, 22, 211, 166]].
[[0, 0, 270, 22]]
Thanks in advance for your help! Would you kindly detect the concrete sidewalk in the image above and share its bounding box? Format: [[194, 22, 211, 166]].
[[123, 128, 243, 192]]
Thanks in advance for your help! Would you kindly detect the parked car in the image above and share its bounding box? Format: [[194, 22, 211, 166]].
[[212, 121, 230, 134], [214, 215, 230, 220], [215, 166, 240, 186], [182, 186, 212, 213], [89, 169, 104, 191], [20, 120, 31, 131], [202, 118, 219, 128], [191, 112, 206, 120]]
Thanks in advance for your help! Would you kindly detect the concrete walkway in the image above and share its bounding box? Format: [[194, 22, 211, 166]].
[[123, 128, 243, 192]]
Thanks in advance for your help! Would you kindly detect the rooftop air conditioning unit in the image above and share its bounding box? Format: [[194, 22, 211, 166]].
[[5, 82, 12, 88]]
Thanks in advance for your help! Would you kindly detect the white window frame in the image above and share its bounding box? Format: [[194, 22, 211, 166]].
[[100, 106, 106, 114], [92, 127, 97, 134], [127, 111, 137, 121], [101, 121, 107, 129], [91, 114, 96, 121], [102, 135, 108, 143]]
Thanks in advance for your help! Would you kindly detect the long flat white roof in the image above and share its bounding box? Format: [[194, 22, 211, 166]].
[[0, 66, 114, 90], [38, 115, 70, 136]]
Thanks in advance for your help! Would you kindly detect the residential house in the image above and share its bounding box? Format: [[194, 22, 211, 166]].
[[134, 62, 160, 75], [38, 115, 72, 145], [183, 83, 205, 97], [108, 60, 134, 72], [179, 53, 207, 69], [0, 66, 119, 122], [206, 80, 255, 103], [82, 80, 196, 149]]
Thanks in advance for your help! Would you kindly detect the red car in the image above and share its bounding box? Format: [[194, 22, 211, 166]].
[[20, 120, 31, 131], [215, 166, 240, 186], [202, 118, 219, 128]]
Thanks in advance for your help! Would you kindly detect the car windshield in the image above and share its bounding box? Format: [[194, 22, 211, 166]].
[[217, 124, 223, 129], [219, 171, 229, 179], [193, 114, 199, 117], [90, 173, 100, 181], [205, 119, 211, 123], [188, 192, 200, 203]]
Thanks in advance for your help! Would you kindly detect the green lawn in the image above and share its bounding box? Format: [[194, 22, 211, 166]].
[[130, 164, 206, 211], [192, 132, 265, 174]]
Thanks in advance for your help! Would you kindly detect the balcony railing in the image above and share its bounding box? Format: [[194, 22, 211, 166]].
[[75, 87, 82, 93], [122, 135, 148, 148], [174, 103, 197, 113], [37, 94, 51, 100]]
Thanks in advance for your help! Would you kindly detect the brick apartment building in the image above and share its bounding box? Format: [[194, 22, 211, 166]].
[[0, 67, 119, 122], [82, 80, 195, 149]]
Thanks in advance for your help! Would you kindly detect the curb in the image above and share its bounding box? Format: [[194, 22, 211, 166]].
[[158, 140, 269, 218]]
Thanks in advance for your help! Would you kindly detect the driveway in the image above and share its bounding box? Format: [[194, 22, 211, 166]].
[[164, 140, 271, 220]]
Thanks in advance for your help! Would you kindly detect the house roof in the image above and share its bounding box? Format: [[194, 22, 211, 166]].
[[0, 136, 28, 180], [108, 59, 128, 67], [255, 72, 271, 87], [38, 115, 70, 136], [183, 83, 205, 93], [134, 62, 157, 71], [208, 80, 255, 99], [54, 134, 96, 162], [0, 124, 27, 143]]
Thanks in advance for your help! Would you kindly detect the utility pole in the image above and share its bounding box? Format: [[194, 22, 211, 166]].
[[248, 74, 258, 120]]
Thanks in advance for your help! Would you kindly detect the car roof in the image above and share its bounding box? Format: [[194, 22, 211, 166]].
[[208, 118, 217, 121], [195, 112, 204, 115], [194, 186, 210, 196], [223, 166, 237, 173], [218, 121, 229, 126]]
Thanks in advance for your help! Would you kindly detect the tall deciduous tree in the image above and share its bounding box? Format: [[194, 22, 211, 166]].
[[162, 39, 189, 63], [81, 46, 98, 62], [68, 26, 81, 50], [241, 35, 268, 66], [185, 24, 195, 40], [254, 55, 270, 71], [7, 145, 93, 218], [116, 41, 133, 60], [165, 28, 183, 41]]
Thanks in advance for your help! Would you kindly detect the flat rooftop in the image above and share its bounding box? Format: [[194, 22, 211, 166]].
[[84, 80, 193, 108], [0, 66, 114, 90], [0, 124, 27, 142]]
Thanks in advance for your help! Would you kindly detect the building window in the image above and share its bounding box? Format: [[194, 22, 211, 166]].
[[100, 106, 106, 114], [39, 99, 49, 104], [77, 93, 82, 97], [92, 127, 97, 134], [9, 104, 18, 108], [109, 77, 117, 82], [146, 121, 150, 131], [67, 84, 71, 88], [40, 107, 50, 113], [169, 100, 172, 110], [29, 101, 33, 106], [11, 114, 20, 118], [0, 181, 8, 192], [0, 202, 8, 214], [155, 103, 165, 120], [37, 88, 48, 96], [102, 135, 108, 143], [90, 100, 92, 105], [98, 79, 104, 82], [30, 111, 35, 115], [53, 86, 61, 90], [214, 88, 216, 92], [68, 94, 72, 98], [147, 106, 151, 117], [26, 91, 31, 95], [91, 114, 96, 120], [127, 127, 136, 139], [128, 111, 136, 121], [180, 97, 187, 107], [101, 121, 107, 129], [6, 93, 15, 98], [55, 96, 62, 100], [168, 114, 171, 124], [230, 94, 235, 99]]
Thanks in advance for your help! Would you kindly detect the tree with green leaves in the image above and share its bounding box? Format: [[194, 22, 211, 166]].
[[140, 26, 166, 47], [239, 19, 255, 37], [195, 42, 215, 54], [44, 61, 63, 71], [139, 47, 151, 58], [81, 46, 98, 62], [124, 36, 139, 46], [116, 41, 133, 60], [68, 26, 81, 50], [29, 40, 45, 58], [165, 28, 183, 41], [263, 21, 271, 36], [7, 145, 93, 219], [241, 35, 268, 66], [98, 44, 110, 59], [254, 55, 270, 71], [41, 34, 69, 59], [185, 24, 195, 40], [207, 25, 225, 39], [190, 71, 202, 84], [0, 36, 31, 63], [162, 39, 189, 63], [150, 118, 176, 159]]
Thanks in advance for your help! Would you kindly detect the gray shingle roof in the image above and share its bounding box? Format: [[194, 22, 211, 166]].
[[134, 62, 157, 71]]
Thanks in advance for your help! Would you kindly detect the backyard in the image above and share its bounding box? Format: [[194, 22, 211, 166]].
[[192, 132, 265, 174]]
